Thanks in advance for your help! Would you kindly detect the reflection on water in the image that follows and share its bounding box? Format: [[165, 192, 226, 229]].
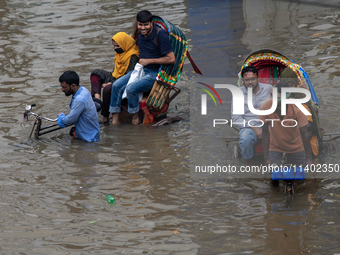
[[0, 0, 339, 254]]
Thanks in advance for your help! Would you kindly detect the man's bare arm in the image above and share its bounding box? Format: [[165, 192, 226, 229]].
[[139, 51, 175, 66], [131, 20, 138, 39], [250, 126, 262, 139], [262, 123, 271, 165], [300, 125, 313, 166]]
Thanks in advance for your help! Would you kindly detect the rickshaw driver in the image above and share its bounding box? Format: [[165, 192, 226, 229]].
[[58, 70, 100, 142], [260, 82, 313, 168], [231, 65, 273, 164]]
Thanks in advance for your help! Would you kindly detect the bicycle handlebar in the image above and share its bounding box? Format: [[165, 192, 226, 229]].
[[24, 104, 58, 122]]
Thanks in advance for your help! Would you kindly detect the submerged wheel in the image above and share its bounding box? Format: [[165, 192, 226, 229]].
[[285, 181, 295, 196]]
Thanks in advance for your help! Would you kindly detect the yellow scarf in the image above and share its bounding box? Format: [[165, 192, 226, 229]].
[[112, 32, 140, 79]]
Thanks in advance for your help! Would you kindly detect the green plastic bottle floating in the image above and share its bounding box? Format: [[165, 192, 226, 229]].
[[106, 194, 115, 204]]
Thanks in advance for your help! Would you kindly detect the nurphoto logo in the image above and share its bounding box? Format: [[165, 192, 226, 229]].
[[197, 84, 312, 128], [196, 82, 223, 115]]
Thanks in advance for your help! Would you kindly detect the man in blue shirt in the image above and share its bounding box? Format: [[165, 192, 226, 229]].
[[58, 70, 100, 142], [109, 10, 175, 125]]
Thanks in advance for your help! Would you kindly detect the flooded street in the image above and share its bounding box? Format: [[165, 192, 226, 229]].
[[0, 0, 340, 254]]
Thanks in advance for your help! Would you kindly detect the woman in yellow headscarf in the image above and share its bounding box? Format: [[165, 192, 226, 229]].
[[90, 32, 139, 123]]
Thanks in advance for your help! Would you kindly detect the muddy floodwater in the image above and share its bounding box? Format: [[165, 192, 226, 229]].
[[1, 0, 340, 254]]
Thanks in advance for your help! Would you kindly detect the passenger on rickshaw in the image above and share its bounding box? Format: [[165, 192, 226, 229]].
[[231, 65, 272, 164], [260, 81, 313, 167], [90, 32, 140, 124], [109, 10, 176, 125]]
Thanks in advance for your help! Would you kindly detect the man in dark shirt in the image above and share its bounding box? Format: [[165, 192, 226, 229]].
[[109, 10, 175, 125]]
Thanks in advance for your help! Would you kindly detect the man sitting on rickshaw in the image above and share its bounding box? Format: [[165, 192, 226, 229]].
[[109, 10, 175, 125], [231, 65, 272, 164]]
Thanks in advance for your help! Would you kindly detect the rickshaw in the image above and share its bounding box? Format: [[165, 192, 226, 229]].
[[24, 16, 202, 138], [234, 49, 323, 194]]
